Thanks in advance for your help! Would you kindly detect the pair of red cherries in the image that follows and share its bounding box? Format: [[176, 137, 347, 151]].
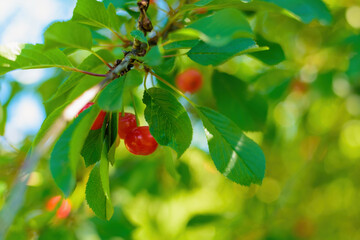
[[78, 103, 158, 156]]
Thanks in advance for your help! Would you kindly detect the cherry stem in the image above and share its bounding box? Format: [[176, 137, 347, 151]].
[[63, 67, 107, 77], [121, 105, 125, 117], [149, 71, 196, 107], [130, 91, 140, 126], [143, 72, 148, 90], [90, 50, 112, 69], [109, 28, 131, 45]]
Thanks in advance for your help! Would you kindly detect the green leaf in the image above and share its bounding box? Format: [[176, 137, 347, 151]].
[[188, 0, 331, 24], [50, 50, 115, 101], [143, 87, 193, 157], [50, 105, 100, 196], [108, 3, 123, 31], [142, 46, 163, 67], [250, 34, 285, 65], [197, 106, 265, 186], [261, 0, 332, 25], [163, 147, 180, 181], [81, 121, 106, 167], [72, 0, 111, 30], [0, 44, 73, 75], [212, 71, 268, 131], [253, 69, 293, 101], [187, 38, 258, 66], [44, 21, 92, 50], [187, 8, 253, 46], [187, 214, 222, 227], [86, 162, 114, 220], [163, 40, 200, 51], [100, 150, 111, 200], [130, 30, 148, 44], [91, 207, 135, 239], [98, 76, 126, 111], [124, 69, 143, 89]]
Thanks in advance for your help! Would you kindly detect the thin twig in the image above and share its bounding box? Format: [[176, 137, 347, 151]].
[[130, 91, 140, 126], [90, 50, 112, 69], [149, 70, 196, 107], [64, 67, 107, 77]]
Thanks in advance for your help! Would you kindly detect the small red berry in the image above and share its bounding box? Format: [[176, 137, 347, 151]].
[[46, 195, 61, 211], [118, 113, 137, 139], [56, 199, 72, 219], [175, 68, 203, 93], [291, 80, 308, 94], [125, 126, 158, 155], [194, 7, 208, 14], [150, 0, 156, 5], [77, 102, 106, 130]]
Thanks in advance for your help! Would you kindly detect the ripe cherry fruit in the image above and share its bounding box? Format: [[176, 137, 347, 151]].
[[56, 199, 72, 219], [77, 102, 106, 130], [46, 195, 61, 211], [118, 112, 137, 139], [125, 126, 158, 155], [175, 68, 203, 93], [45, 195, 72, 219]]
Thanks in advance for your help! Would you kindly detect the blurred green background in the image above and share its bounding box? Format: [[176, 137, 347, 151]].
[[1, 0, 360, 239]]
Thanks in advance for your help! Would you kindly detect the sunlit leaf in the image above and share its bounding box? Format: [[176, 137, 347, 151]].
[[187, 8, 252, 46], [0, 44, 73, 75], [44, 21, 92, 50], [197, 106, 265, 186]]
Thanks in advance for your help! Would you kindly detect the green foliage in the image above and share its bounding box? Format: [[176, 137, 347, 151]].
[[0, 44, 73, 75], [143, 87, 193, 157], [44, 21, 93, 50], [212, 71, 268, 131], [86, 161, 114, 220], [98, 76, 126, 111], [187, 38, 259, 66], [81, 125, 105, 167], [250, 34, 285, 65], [187, 8, 253, 46], [50, 105, 100, 196], [131, 30, 148, 44], [50, 50, 115, 101], [3, 0, 360, 239], [198, 106, 265, 185], [261, 0, 332, 24], [72, 0, 116, 31]]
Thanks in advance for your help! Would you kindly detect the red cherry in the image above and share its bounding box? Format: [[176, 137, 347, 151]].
[[46, 195, 61, 211], [118, 113, 137, 139], [291, 80, 308, 94], [175, 68, 203, 93], [56, 199, 71, 219], [77, 102, 106, 130], [125, 126, 158, 155], [194, 7, 208, 14]]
